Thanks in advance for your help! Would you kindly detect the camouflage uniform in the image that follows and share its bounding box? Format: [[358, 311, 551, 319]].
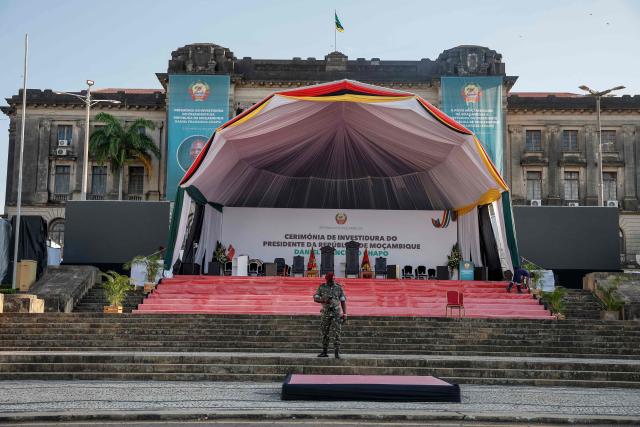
[[315, 282, 347, 350]]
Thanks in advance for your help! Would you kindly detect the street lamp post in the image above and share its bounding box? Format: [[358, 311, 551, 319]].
[[579, 85, 625, 206], [55, 81, 120, 200]]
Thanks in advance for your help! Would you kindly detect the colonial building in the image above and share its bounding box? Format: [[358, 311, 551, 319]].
[[3, 43, 640, 263]]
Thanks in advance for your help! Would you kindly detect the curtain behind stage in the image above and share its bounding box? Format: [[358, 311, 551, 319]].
[[478, 206, 502, 280], [457, 207, 482, 267], [182, 203, 205, 268], [194, 205, 223, 273]]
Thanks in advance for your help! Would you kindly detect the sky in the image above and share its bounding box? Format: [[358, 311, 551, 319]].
[[1, 0, 639, 214]]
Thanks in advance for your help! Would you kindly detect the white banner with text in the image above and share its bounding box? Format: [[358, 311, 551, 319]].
[[220, 208, 457, 275]]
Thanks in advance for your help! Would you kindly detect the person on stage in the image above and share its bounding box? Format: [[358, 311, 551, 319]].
[[313, 272, 347, 359]]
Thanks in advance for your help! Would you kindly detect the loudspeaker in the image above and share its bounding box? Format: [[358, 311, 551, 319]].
[[207, 261, 222, 276], [263, 262, 277, 276], [474, 266, 488, 281], [436, 266, 450, 280], [386, 264, 400, 279], [181, 263, 201, 275]]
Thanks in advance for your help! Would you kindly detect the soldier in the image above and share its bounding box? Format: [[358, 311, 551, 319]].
[[313, 272, 347, 358]]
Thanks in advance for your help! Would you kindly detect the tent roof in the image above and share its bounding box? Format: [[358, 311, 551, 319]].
[[181, 79, 507, 212]]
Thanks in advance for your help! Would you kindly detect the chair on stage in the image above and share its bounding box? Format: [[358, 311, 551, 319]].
[[402, 265, 414, 279], [274, 258, 289, 276], [416, 265, 428, 280], [374, 257, 387, 279], [248, 260, 262, 277], [445, 290, 465, 318], [427, 268, 436, 280], [320, 246, 335, 276], [291, 255, 305, 277], [223, 261, 233, 276], [345, 240, 361, 278]]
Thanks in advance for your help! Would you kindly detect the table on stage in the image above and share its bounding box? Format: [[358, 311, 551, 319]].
[[360, 271, 374, 279]]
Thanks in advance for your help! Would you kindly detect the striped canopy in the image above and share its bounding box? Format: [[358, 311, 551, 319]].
[[180, 80, 508, 213]]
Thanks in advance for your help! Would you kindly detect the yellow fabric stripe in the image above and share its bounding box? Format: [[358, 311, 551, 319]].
[[474, 136, 509, 191], [279, 94, 414, 103], [223, 97, 272, 129], [456, 188, 503, 216]]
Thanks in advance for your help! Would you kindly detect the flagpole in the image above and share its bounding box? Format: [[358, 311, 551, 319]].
[[12, 33, 28, 290]]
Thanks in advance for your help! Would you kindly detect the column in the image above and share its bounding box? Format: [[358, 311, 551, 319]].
[[546, 125, 561, 205], [73, 119, 85, 200], [623, 125, 638, 210], [584, 125, 599, 206], [35, 119, 51, 204], [507, 125, 524, 203]]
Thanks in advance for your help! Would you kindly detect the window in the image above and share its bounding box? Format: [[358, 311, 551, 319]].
[[91, 166, 107, 195], [54, 165, 71, 194], [526, 171, 542, 200], [564, 171, 579, 200], [48, 218, 65, 247], [128, 166, 145, 195], [603, 172, 617, 201], [57, 125, 73, 144], [562, 130, 578, 151], [601, 130, 616, 152], [525, 130, 542, 152]]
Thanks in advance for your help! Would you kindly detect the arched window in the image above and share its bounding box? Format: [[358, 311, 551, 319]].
[[49, 218, 65, 247]]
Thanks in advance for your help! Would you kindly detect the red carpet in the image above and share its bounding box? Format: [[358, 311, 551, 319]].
[[134, 276, 554, 319]]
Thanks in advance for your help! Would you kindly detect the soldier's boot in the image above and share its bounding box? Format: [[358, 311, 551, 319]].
[[317, 349, 329, 357], [334, 348, 341, 359]]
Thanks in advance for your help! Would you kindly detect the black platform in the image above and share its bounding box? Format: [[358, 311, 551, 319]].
[[281, 374, 461, 402]]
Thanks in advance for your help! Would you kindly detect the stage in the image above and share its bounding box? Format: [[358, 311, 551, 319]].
[[134, 276, 553, 319]]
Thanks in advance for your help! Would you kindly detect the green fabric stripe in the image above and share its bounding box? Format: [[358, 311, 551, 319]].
[[501, 191, 521, 269], [164, 187, 184, 270], [185, 185, 223, 212]]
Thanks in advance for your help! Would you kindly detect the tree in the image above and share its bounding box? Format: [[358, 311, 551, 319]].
[[89, 112, 160, 200]]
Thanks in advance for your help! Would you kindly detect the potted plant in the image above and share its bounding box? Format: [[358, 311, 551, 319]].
[[597, 276, 625, 320], [523, 261, 543, 297], [101, 271, 134, 314], [210, 241, 228, 276], [543, 287, 566, 320], [125, 253, 163, 293], [447, 243, 462, 280]]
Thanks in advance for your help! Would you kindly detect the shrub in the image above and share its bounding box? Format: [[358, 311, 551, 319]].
[[101, 271, 133, 307]]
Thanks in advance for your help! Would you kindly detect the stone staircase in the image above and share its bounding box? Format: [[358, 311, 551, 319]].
[[0, 313, 639, 387], [73, 285, 146, 313], [563, 289, 603, 320]]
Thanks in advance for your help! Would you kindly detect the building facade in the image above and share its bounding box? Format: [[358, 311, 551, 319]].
[[3, 43, 640, 263]]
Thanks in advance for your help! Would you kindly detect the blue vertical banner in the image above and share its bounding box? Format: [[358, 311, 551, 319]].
[[166, 74, 230, 201], [441, 77, 504, 174]]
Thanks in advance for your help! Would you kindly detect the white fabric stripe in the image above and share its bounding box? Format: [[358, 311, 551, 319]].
[[457, 207, 483, 267], [194, 205, 223, 273], [170, 191, 193, 270]]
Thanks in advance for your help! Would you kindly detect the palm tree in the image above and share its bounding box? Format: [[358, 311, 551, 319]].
[[89, 113, 160, 200]]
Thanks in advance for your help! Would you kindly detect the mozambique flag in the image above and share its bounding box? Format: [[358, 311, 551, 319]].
[[335, 12, 344, 32]]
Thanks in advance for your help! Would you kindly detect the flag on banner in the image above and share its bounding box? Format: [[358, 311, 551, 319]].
[[307, 249, 317, 271], [335, 11, 344, 32]]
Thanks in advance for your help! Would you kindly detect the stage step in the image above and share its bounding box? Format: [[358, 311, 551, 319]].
[[135, 277, 553, 319], [0, 351, 638, 388]]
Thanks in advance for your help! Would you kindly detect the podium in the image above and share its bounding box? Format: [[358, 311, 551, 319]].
[[232, 255, 249, 276]]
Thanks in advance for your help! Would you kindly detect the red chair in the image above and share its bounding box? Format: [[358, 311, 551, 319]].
[[445, 290, 465, 318]]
